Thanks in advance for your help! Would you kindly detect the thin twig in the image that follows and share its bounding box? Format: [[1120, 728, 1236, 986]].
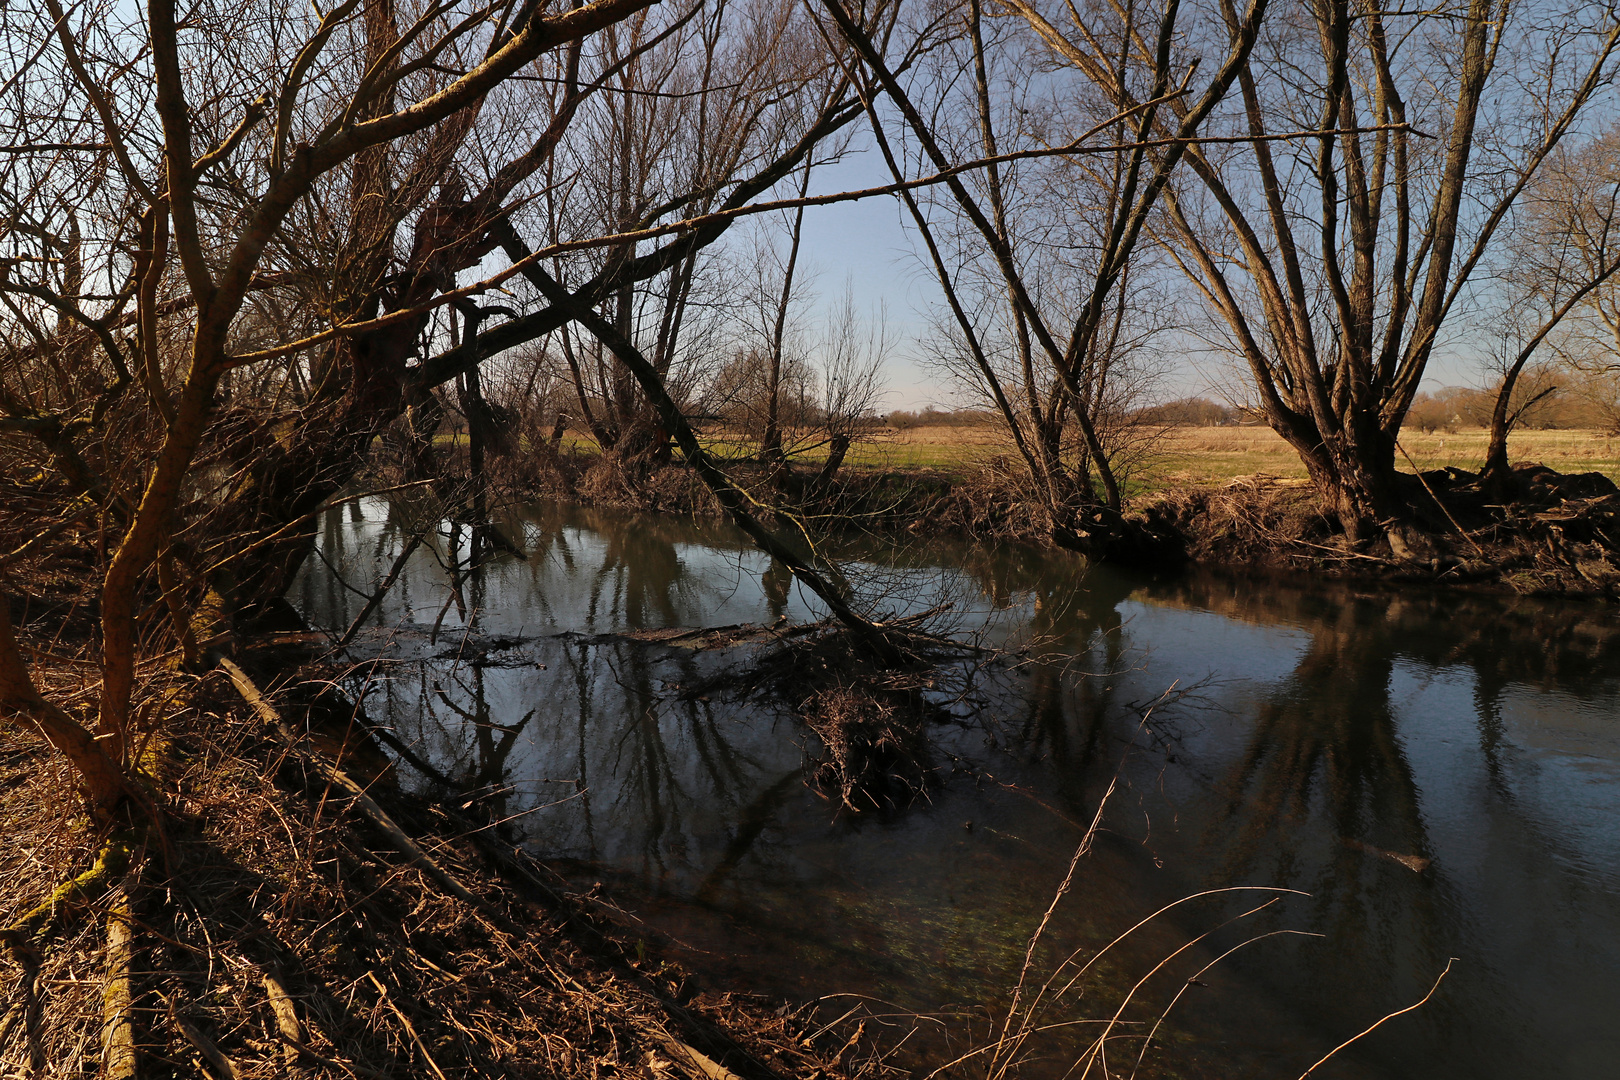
[[366, 971, 450, 1080], [1296, 959, 1456, 1079], [1394, 439, 1487, 556]]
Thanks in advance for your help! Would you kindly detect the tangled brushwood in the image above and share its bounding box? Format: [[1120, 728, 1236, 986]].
[[684, 620, 981, 812], [0, 642, 886, 1080], [1144, 462, 1620, 595]]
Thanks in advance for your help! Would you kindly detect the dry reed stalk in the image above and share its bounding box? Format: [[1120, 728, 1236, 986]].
[[1294, 959, 1455, 1079]]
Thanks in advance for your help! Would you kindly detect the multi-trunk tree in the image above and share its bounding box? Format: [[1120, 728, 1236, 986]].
[[1150, 0, 1620, 541], [818, 0, 1270, 556], [0, 0, 872, 809]]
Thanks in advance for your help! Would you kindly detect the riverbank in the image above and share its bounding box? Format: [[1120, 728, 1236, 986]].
[[10, 479, 1616, 1078], [457, 431, 1620, 599], [0, 611, 874, 1079]]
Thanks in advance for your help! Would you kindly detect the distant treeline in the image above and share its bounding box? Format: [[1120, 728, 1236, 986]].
[[896, 381, 1620, 434], [1140, 384, 1620, 432], [1403, 376, 1619, 433], [886, 408, 1001, 429], [1133, 399, 1245, 427]]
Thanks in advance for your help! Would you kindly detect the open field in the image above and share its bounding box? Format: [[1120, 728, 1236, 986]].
[[852, 423, 1620, 487], [445, 422, 1620, 487], [439, 424, 1009, 471], [839, 423, 1620, 485], [1144, 425, 1620, 487]]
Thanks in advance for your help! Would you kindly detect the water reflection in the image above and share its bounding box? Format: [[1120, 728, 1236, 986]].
[[291, 501, 1620, 1080], [1117, 578, 1620, 1079]]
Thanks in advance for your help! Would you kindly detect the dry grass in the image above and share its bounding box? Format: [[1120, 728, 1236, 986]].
[[0, 664, 881, 1080], [841, 424, 1008, 471], [684, 424, 1006, 473], [709, 423, 1620, 486], [446, 418, 1620, 490], [1143, 425, 1620, 488]]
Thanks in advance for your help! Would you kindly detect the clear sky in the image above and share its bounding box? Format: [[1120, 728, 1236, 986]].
[[789, 147, 942, 411]]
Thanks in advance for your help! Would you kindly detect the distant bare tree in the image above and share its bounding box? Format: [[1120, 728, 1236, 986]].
[[1487, 125, 1620, 478]]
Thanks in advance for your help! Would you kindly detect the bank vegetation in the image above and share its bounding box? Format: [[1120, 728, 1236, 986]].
[[8, 0, 1620, 1071]]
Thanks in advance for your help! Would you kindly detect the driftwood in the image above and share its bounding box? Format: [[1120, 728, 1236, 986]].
[[261, 970, 303, 1068], [653, 1030, 748, 1080], [166, 994, 241, 1079]]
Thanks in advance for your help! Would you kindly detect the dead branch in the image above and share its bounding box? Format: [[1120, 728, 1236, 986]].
[[218, 658, 519, 933]]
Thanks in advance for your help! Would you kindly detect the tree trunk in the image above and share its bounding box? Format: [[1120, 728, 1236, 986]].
[[0, 601, 125, 813], [811, 434, 851, 491], [1481, 366, 1557, 493], [1277, 419, 1399, 543]]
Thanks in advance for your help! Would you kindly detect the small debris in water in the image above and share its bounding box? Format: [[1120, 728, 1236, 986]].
[[1343, 837, 1431, 873]]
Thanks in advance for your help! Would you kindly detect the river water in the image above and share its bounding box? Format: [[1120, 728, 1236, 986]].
[[291, 497, 1620, 1080]]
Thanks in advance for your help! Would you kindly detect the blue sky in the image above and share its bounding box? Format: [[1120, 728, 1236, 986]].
[[784, 133, 1495, 414], [789, 149, 940, 410]]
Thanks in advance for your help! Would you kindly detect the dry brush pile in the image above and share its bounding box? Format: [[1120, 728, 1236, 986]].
[[0, 477, 884, 1079], [0, 649, 889, 1080], [1143, 462, 1620, 596]]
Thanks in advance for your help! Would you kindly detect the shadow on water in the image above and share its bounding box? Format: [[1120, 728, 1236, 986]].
[[292, 499, 1620, 1080]]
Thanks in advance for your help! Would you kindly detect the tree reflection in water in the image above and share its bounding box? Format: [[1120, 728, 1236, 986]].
[[294, 501, 1620, 1080], [1114, 573, 1620, 1078]]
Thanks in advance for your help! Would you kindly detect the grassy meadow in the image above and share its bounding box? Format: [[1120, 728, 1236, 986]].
[[446, 421, 1620, 489], [824, 422, 1620, 487], [1143, 425, 1620, 487]]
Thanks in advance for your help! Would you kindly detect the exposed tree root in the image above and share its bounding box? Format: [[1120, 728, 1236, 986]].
[[2, 832, 133, 951]]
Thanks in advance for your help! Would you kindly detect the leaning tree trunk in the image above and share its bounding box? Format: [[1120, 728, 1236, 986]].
[[0, 601, 126, 813], [1480, 360, 1558, 496]]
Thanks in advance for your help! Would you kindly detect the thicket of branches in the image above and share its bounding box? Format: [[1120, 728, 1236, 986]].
[[6, 0, 1620, 824]]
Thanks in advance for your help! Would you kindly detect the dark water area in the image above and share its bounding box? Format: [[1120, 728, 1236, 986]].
[[291, 497, 1620, 1080]]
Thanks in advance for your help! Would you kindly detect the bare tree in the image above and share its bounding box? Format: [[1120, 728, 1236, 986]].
[[710, 200, 886, 488], [1486, 125, 1620, 478], [808, 285, 889, 485], [1151, 0, 1620, 541], [0, 0, 873, 808], [530, 0, 851, 462], [814, 0, 1269, 557]]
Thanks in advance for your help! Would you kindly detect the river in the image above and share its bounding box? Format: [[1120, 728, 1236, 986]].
[[291, 496, 1620, 1080]]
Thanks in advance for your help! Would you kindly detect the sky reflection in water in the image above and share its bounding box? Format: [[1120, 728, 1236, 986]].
[[292, 497, 1620, 1080]]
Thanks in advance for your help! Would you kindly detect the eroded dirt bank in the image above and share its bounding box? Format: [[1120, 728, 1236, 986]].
[[1140, 462, 1620, 597]]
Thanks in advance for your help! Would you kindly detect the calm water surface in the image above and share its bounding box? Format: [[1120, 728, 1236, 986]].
[[291, 497, 1620, 1080]]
